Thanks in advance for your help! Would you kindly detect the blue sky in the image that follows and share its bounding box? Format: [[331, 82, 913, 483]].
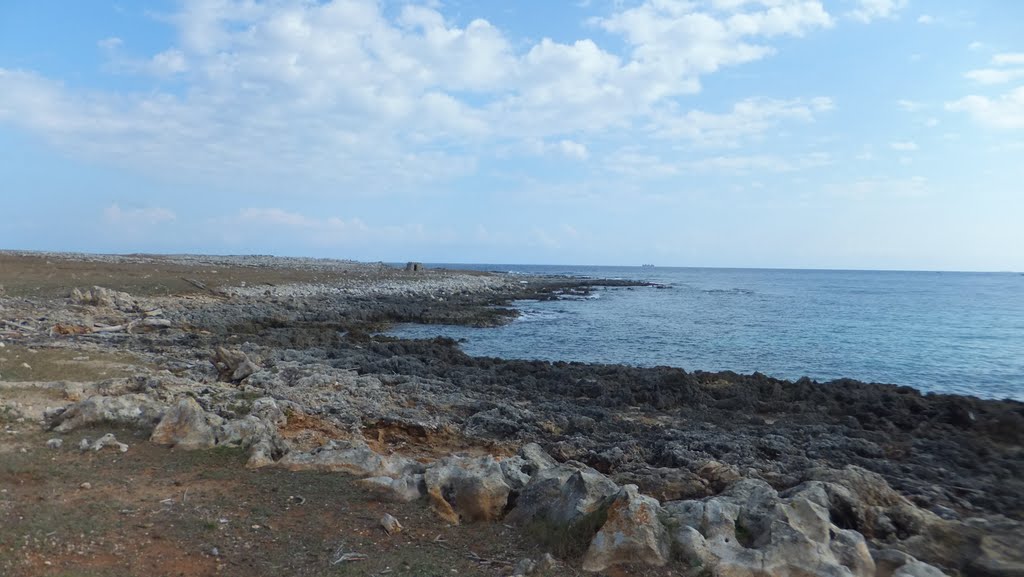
[[1, 0, 1022, 270]]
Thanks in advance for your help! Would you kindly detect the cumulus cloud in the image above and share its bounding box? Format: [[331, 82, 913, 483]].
[[947, 87, 1024, 130], [965, 53, 1024, 85], [846, 0, 908, 23], [965, 69, 1024, 85], [0, 0, 840, 193]]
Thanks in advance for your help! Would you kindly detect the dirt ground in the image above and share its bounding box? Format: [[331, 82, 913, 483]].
[[0, 418, 543, 577]]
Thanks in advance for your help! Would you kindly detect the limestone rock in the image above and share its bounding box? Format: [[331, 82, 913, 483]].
[[666, 478, 876, 577], [697, 460, 742, 493], [506, 461, 619, 527], [70, 286, 137, 311], [150, 397, 218, 450], [81, 433, 129, 453], [277, 440, 422, 478], [249, 397, 287, 425], [582, 484, 671, 573], [518, 442, 558, 473], [615, 466, 710, 502], [498, 443, 560, 493], [211, 347, 260, 383], [216, 413, 287, 468], [50, 394, 165, 433], [46, 438, 63, 449], [874, 549, 949, 577], [424, 455, 513, 524], [358, 475, 426, 503]]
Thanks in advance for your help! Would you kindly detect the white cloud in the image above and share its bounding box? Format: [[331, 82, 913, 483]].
[[947, 87, 1024, 130], [685, 151, 832, 173], [651, 97, 834, 146], [916, 14, 933, 24], [965, 68, 1024, 85], [103, 203, 176, 225], [965, 53, 1024, 85], [968, 41, 984, 51], [0, 0, 839, 193], [890, 141, 918, 151], [993, 53, 1024, 66], [846, 0, 908, 23], [606, 148, 831, 177]]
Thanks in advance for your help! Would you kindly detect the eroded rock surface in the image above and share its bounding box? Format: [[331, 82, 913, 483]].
[[581, 484, 671, 572], [667, 479, 876, 577]]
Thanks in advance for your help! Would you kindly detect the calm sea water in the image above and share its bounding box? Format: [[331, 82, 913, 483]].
[[388, 265, 1024, 401]]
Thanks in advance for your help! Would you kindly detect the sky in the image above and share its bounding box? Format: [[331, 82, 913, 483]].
[[1, 0, 1022, 270]]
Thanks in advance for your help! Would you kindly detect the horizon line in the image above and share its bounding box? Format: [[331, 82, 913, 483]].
[[2, 248, 1020, 275]]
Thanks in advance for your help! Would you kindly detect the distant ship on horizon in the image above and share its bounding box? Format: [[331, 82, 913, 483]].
[[641, 264, 655, 268]]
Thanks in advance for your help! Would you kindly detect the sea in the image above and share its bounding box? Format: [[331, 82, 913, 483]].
[[387, 265, 1024, 401]]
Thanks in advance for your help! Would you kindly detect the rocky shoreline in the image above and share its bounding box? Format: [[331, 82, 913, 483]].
[[1, 252, 1021, 576]]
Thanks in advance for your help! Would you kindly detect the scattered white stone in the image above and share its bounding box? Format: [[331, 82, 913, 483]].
[[46, 438, 63, 449], [81, 433, 129, 453], [80, 482, 92, 490]]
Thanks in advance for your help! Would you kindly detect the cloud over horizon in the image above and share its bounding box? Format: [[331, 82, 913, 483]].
[[1, 0, 1023, 270]]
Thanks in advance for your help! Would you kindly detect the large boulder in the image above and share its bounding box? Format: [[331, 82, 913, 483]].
[[667, 478, 877, 577], [506, 461, 620, 528], [150, 397, 219, 450], [582, 485, 671, 572], [277, 439, 422, 478], [49, 394, 166, 433], [424, 455, 515, 524]]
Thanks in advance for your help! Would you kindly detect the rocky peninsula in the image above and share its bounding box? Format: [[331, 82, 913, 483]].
[[1, 251, 1021, 577]]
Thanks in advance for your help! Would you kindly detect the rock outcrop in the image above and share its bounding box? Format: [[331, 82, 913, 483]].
[[70, 286, 137, 311], [424, 455, 515, 524], [506, 461, 620, 527], [277, 439, 422, 478], [49, 394, 166, 433], [150, 397, 218, 450], [581, 484, 671, 572], [667, 478, 877, 577]]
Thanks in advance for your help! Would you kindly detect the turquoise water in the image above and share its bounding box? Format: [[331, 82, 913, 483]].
[[389, 266, 1024, 400]]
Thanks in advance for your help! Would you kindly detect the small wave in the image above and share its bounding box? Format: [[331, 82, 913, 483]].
[[515, 309, 562, 322], [702, 288, 755, 296]]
